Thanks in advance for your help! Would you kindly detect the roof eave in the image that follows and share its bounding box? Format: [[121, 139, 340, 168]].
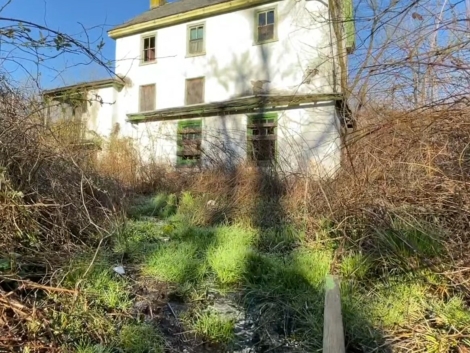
[[108, 0, 279, 39], [126, 93, 344, 123], [42, 78, 125, 98]]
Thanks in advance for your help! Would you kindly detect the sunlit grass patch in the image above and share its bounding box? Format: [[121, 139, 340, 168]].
[[207, 225, 257, 285], [370, 280, 428, 328], [190, 311, 235, 344], [340, 252, 372, 281]]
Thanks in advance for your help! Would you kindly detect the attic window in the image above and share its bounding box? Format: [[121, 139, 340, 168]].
[[256, 9, 276, 43], [177, 120, 202, 166], [142, 34, 156, 63], [247, 113, 277, 164]]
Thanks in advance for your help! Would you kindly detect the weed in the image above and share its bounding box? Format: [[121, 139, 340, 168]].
[[208, 225, 257, 285], [340, 253, 372, 280], [370, 281, 428, 328], [63, 253, 131, 310], [143, 241, 206, 284], [74, 342, 113, 353], [191, 311, 235, 344], [114, 220, 167, 257], [118, 323, 164, 353], [127, 193, 178, 220]]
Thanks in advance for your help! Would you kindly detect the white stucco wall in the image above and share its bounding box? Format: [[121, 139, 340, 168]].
[[106, 0, 343, 176], [133, 103, 341, 176], [83, 86, 118, 138], [113, 0, 337, 121]]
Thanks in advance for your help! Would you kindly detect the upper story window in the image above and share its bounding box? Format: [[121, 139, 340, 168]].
[[185, 77, 205, 105], [139, 84, 156, 112], [141, 33, 156, 63], [187, 23, 205, 56], [255, 8, 277, 44]]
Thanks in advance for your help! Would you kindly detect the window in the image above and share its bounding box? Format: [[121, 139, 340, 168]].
[[142, 34, 156, 63], [177, 120, 202, 166], [187, 23, 205, 56], [255, 8, 276, 43], [247, 113, 277, 164], [185, 77, 204, 105], [139, 84, 156, 112]]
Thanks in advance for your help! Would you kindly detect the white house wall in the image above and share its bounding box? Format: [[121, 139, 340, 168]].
[[113, 0, 338, 128], [133, 103, 341, 176], [83, 86, 118, 138]]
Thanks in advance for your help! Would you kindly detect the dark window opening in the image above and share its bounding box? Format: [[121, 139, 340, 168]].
[[143, 36, 156, 62]]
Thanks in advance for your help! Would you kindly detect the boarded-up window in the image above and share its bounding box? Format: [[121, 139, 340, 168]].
[[247, 113, 277, 164], [185, 78, 204, 105], [142, 35, 156, 63], [177, 120, 202, 166], [139, 84, 156, 112], [188, 24, 205, 55], [256, 9, 276, 43]]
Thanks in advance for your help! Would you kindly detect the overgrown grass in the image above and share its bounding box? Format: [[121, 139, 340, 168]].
[[190, 311, 235, 344]]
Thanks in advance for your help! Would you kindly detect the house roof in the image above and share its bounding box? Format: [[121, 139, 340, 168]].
[[42, 78, 125, 98], [110, 0, 232, 32]]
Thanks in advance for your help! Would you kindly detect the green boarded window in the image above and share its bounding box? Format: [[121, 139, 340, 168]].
[[345, 0, 355, 52], [247, 113, 277, 164], [177, 120, 202, 166], [188, 24, 205, 55]]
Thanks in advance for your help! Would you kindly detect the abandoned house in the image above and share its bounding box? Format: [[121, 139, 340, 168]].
[[43, 0, 355, 176]]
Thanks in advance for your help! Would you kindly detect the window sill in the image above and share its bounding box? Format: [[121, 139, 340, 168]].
[[253, 38, 279, 46], [139, 60, 157, 67], [185, 52, 206, 58]]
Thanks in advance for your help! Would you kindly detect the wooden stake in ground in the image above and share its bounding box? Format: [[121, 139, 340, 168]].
[[323, 275, 345, 353]]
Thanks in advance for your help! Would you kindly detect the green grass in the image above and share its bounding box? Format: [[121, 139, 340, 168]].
[[190, 311, 235, 344], [207, 225, 257, 285], [118, 323, 164, 353], [127, 193, 177, 219], [49, 191, 467, 352], [63, 253, 131, 310], [143, 241, 207, 283]]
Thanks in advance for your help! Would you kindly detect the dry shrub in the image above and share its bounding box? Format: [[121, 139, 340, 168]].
[[0, 83, 122, 261]]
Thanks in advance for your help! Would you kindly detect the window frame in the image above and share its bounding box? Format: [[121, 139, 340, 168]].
[[186, 22, 206, 57], [185, 77, 205, 105], [139, 84, 156, 112], [140, 32, 157, 65], [246, 113, 278, 165], [176, 119, 203, 167], [254, 6, 278, 45]]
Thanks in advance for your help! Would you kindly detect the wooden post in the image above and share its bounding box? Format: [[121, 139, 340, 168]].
[[323, 275, 345, 353]]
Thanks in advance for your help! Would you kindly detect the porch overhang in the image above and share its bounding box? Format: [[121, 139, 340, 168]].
[[127, 93, 346, 123]]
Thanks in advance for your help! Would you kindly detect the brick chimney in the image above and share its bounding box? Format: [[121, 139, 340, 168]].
[[150, 0, 165, 9]]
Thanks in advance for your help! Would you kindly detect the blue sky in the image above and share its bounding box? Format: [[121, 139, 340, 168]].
[[1, 0, 150, 88]]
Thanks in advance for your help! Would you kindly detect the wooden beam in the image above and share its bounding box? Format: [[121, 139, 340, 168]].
[[127, 94, 343, 123], [323, 275, 346, 353]]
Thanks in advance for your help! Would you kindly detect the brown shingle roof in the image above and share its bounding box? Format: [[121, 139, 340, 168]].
[[110, 0, 232, 32]]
